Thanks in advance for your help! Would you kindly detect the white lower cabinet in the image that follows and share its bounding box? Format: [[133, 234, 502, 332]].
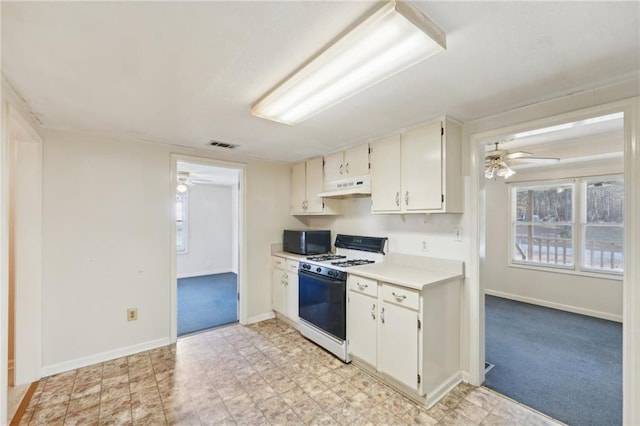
[[271, 256, 299, 323], [378, 298, 419, 390], [347, 273, 462, 408], [347, 288, 378, 367]]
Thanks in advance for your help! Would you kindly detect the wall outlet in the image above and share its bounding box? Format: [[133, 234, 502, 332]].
[[421, 240, 429, 252], [127, 308, 138, 321], [455, 227, 463, 242]]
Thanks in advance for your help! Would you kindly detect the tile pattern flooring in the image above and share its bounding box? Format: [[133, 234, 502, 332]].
[[18, 319, 563, 425]]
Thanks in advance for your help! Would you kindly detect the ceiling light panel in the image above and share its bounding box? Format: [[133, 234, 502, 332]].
[[251, 1, 446, 125]]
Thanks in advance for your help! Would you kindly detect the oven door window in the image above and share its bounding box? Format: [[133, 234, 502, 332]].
[[298, 271, 346, 341]]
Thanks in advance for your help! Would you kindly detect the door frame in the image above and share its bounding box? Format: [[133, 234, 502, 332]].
[[169, 154, 247, 342], [468, 97, 639, 425]]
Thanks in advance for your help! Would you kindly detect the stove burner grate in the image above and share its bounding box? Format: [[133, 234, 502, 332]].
[[330, 259, 375, 267], [306, 254, 347, 261]]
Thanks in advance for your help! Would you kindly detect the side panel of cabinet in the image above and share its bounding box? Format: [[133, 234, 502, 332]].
[[347, 291, 378, 367], [370, 135, 401, 213], [305, 157, 325, 213], [378, 302, 419, 391], [344, 144, 369, 176], [401, 122, 442, 211], [291, 162, 306, 214], [286, 271, 299, 322]]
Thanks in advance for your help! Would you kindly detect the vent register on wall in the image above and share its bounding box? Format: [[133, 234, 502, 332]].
[[290, 117, 463, 215]]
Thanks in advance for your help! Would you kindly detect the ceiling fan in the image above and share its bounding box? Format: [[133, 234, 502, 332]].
[[177, 171, 218, 192], [485, 142, 560, 179]]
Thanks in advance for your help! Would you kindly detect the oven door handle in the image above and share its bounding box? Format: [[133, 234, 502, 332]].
[[298, 269, 345, 284]]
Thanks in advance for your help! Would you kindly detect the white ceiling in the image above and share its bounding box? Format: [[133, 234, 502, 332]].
[[177, 161, 239, 186], [2, 1, 639, 162]]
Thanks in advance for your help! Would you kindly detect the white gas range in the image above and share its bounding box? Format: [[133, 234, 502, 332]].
[[297, 234, 387, 362]]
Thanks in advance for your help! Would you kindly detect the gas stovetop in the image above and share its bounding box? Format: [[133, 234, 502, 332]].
[[300, 234, 388, 274], [306, 254, 346, 261], [330, 259, 375, 267]]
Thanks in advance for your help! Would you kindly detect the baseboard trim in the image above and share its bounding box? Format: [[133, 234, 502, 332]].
[[246, 312, 275, 324], [484, 289, 623, 323], [40, 337, 170, 377], [177, 269, 234, 279], [425, 371, 463, 409]]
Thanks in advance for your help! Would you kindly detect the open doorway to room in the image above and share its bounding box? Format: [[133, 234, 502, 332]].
[[479, 111, 624, 425], [174, 160, 241, 337]]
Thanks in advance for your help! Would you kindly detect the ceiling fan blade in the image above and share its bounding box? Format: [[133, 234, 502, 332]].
[[505, 151, 533, 159], [509, 156, 560, 164]]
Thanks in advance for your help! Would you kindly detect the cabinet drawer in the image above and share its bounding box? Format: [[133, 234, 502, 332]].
[[271, 256, 286, 269], [348, 275, 377, 297], [381, 284, 419, 310], [286, 260, 299, 273]]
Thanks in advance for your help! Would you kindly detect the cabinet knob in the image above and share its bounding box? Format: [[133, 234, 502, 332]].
[[380, 307, 385, 324], [345, 162, 350, 174], [395, 192, 400, 207], [357, 282, 368, 290], [405, 191, 409, 206], [339, 164, 344, 175], [371, 304, 376, 320]]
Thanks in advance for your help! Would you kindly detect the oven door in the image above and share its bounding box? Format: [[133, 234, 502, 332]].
[[298, 269, 346, 341]]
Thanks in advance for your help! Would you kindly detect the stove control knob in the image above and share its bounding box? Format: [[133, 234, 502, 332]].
[[316, 267, 322, 273]]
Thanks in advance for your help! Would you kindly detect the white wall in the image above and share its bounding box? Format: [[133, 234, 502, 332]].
[[177, 184, 234, 278], [40, 128, 303, 373], [482, 158, 624, 321]]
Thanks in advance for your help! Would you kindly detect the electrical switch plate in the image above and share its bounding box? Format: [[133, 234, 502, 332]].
[[127, 308, 138, 321]]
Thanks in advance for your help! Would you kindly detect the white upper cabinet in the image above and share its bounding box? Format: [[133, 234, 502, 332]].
[[370, 117, 463, 214], [370, 135, 402, 212], [324, 144, 370, 182], [291, 157, 341, 215]]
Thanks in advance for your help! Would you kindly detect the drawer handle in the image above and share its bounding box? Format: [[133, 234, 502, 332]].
[[380, 307, 385, 324], [371, 304, 376, 320], [395, 192, 400, 207], [392, 292, 407, 301], [357, 282, 368, 290]]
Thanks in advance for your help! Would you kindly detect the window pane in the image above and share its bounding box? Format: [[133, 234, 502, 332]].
[[514, 224, 573, 266], [582, 225, 623, 272], [586, 180, 623, 224], [515, 185, 572, 223]]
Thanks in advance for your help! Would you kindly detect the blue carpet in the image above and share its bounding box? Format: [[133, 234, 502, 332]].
[[178, 273, 238, 336], [485, 295, 622, 426]]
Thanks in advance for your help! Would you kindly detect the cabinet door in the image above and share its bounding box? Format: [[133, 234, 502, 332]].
[[324, 151, 344, 182], [344, 144, 369, 176], [401, 122, 442, 211], [286, 271, 299, 322], [291, 162, 307, 214], [378, 301, 419, 390], [305, 157, 325, 213], [271, 268, 287, 314], [347, 291, 377, 367], [370, 135, 401, 213]]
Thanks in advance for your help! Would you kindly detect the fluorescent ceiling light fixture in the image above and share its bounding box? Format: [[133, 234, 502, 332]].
[[512, 112, 624, 140], [251, 0, 446, 125]]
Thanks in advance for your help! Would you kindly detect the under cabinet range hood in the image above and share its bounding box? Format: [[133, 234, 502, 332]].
[[317, 175, 371, 198]]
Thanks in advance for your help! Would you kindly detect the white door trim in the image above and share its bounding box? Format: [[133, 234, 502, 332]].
[[468, 97, 639, 425], [169, 154, 247, 343]]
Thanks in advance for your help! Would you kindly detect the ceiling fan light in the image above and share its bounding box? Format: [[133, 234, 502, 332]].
[[251, 0, 446, 125], [485, 166, 496, 179], [177, 183, 188, 193]]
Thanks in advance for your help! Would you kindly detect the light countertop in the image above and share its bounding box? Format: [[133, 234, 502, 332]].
[[347, 262, 463, 290]]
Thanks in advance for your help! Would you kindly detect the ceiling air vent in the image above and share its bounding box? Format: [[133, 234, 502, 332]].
[[209, 140, 238, 149]]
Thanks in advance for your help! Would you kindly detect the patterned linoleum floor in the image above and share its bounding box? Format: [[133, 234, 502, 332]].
[[18, 319, 563, 425]]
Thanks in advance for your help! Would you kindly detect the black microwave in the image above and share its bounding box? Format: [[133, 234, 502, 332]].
[[283, 230, 331, 255]]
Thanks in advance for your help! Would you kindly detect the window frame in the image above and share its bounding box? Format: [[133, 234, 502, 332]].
[[508, 175, 623, 279], [176, 192, 188, 254]]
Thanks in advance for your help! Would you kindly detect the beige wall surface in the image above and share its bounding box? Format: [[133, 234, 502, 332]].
[[40, 128, 302, 370]]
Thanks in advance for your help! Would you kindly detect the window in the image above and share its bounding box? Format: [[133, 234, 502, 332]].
[[510, 176, 623, 275], [512, 182, 574, 267], [582, 178, 624, 273], [176, 193, 188, 253]]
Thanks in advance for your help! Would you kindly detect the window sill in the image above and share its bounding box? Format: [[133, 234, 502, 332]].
[[509, 261, 623, 281]]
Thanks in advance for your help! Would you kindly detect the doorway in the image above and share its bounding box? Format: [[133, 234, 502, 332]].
[[4, 104, 42, 423], [171, 157, 244, 339], [475, 110, 626, 425]]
